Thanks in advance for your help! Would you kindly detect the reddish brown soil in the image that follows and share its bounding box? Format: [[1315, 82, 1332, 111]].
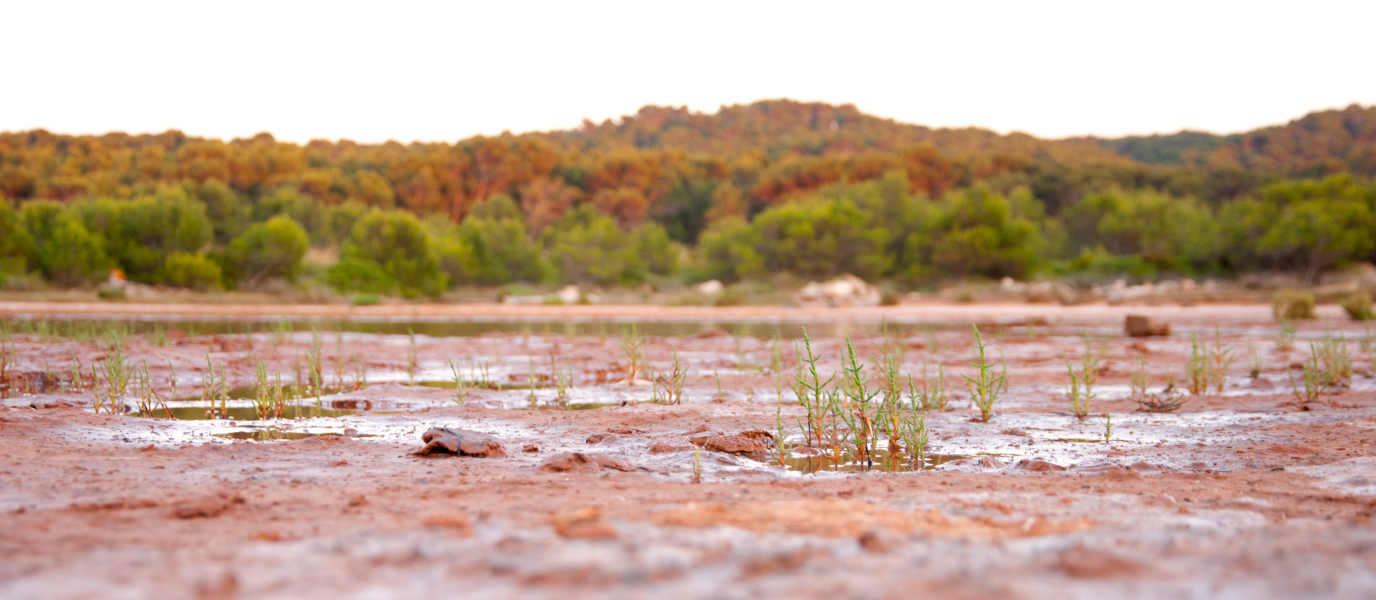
[[1, 303, 1374, 599]]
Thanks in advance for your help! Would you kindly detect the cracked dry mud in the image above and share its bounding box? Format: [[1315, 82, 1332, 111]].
[[1, 304, 1375, 599]]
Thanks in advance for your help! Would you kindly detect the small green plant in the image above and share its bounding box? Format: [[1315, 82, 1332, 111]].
[[963, 324, 1007, 423], [899, 409, 928, 468], [1289, 341, 1332, 403], [203, 352, 229, 419], [1247, 341, 1262, 378], [618, 324, 646, 383], [1103, 412, 1113, 446], [1207, 326, 1235, 394], [654, 349, 689, 405], [351, 352, 367, 389], [790, 329, 835, 448], [1065, 364, 1093, 419], [692, 446, 702, 484], [1275, 318, 1297, 352], [713, 369, 725, 401], [447, 358, 469, 405], [406, 326, 419, 385], [94, 330, 131, 414], [1184, 333, 1209, 395], [838, 337, 880, 466], [1341, 292, 1373, 321], [1129, 354, 1149, 398], [906, 364, 951, 411], [550, 350, 574, 408], [768, 406, 792, 466], [253, 361, 287, 420], [1317, 331, 1352, 388]]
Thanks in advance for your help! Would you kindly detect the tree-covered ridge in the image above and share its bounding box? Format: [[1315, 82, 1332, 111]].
[[1, 100, 1374, 297], [1098, 104, 1376, 177]]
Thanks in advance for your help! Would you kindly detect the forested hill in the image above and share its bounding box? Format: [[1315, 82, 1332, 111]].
[[2, 100, 1372, 225], [1097, 103, 1376, 175], [2, 100, 1375, 296]]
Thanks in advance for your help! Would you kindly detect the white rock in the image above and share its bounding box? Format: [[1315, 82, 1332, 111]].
[[695, 280, 724, 296]]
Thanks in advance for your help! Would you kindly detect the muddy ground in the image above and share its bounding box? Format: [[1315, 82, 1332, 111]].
[[1, 303, 1375, 599]]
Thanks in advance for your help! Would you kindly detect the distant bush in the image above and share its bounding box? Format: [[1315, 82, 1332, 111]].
[[341, 209, 445, 297], [0, 201, 37, 279], [1272, 289, 1316, 321], [158, 252, 223, 291], [351, 292, 381, 306], [326, 257, 395, 295], [227, 215, 309, 286], [73, 191, 213, 283], [544, 205, 663, 286], [1342, 291, 1373, 321]]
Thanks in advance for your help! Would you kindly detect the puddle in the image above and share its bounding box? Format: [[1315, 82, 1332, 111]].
[[164, 405, 356, 421], [212, 429, 374, 442], [782, 449, 984, 474]]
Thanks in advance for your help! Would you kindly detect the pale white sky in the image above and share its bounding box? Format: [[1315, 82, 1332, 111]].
[[4, 1, 1373, 143]]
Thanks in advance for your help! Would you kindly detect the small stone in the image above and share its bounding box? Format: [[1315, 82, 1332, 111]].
[[1016, 458, 1067, 472], [1125, 315, 1170, 337], [414, 428, 505, 457]]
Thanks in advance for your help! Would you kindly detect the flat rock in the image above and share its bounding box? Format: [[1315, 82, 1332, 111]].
[[1017, 458, 1068, 472], [414, 428, 505, 457], [702, 435, 766, 454], [538, 452, 642, 473]]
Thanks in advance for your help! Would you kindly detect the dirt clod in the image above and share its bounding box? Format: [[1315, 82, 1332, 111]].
[[539, 452, 641, 472]]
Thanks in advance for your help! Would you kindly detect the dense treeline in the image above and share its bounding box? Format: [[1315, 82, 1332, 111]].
[[1, 100, 1374, 296]]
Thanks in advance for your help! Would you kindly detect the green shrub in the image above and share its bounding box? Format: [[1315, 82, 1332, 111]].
[[326, 257, 395, 295], [74, 191, 213, 283], [696, 217, 766, 283], [158, 252, 224, 291], [1272, 289, 1316, 321], [97, 285, 126, 300], [227, 216, 309, 286], [21, 202, 107, 287], [341, 209, 445, 297], [351, 292, 381, 306], [0, 201, 36, 278], [445, 216, 548, 285], [1342, 291, 1374, 321], [543, 205, 649, 286]]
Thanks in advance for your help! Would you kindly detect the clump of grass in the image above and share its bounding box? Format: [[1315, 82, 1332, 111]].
[[351, 352, 367, 390], [1103, 412, 1113, 446], [94, 330, 131, 414], [132, 360, 173, 418], [446, 358, 469, 405], [963, 324, 1007, 423], [406, 326, 419, 385], [203, 352, 229, 419], [906, 364, 950, 411], [1275, 318, 1298, 352], [653, 349, 688, 405], [1342, 292, 1374, 321], [838, 337, 879, 466], [1289, 341, 1332, 403], [1273, 290, 1316, 321], [692, 446, 702, 484], [253, 361, 287, 420], [1247, 341, 1262, 378], [618, 324, 646, 383], [1207, 326, 1235, 394], [1317, 331, 1352, 388], [1065, 365, 1093, 419], [768, 406, 792, 466], [1184, 334, 1209, 395], [550, 350, 574, 408], [527, 355, 538, 409], [1129, 354, 1149, 398], [0, 323, 18, 398], [899, 409, 929, 468], [790, 329, 835, 448]]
